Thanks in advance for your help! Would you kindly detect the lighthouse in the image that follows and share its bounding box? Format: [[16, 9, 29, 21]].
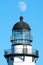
[[4, 16, 39, 65]]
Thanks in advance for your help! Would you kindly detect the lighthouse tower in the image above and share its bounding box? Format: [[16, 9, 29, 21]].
[[4, 16, 39, 65]]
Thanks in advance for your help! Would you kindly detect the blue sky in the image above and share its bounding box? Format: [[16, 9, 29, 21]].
[[0, 0, 43, 65]]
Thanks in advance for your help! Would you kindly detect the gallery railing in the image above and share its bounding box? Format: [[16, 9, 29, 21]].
[[4, 48, 39, 58]]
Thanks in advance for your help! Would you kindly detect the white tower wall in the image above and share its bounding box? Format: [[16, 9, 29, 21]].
[[11, 45, 32, 54], [14, 62, 35, 65], [9, 45, 36, 65], [7, 45, 35, 65]]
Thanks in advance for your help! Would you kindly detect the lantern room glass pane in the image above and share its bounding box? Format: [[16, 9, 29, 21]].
[[13, 30, 31, 44]]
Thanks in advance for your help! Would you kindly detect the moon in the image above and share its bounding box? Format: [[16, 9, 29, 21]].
[[18, 1, 27, 12]]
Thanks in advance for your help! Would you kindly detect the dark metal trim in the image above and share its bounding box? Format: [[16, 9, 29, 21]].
[[11, 39, 32, 43], [4, 54, 39, 58], [12, 43, 32, 46]]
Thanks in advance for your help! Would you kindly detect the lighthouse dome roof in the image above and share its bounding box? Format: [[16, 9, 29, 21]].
[[12, 16, 31, 31]]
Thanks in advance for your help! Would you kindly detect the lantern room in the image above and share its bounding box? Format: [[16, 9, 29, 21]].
[[11, 16, 32, 45]]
